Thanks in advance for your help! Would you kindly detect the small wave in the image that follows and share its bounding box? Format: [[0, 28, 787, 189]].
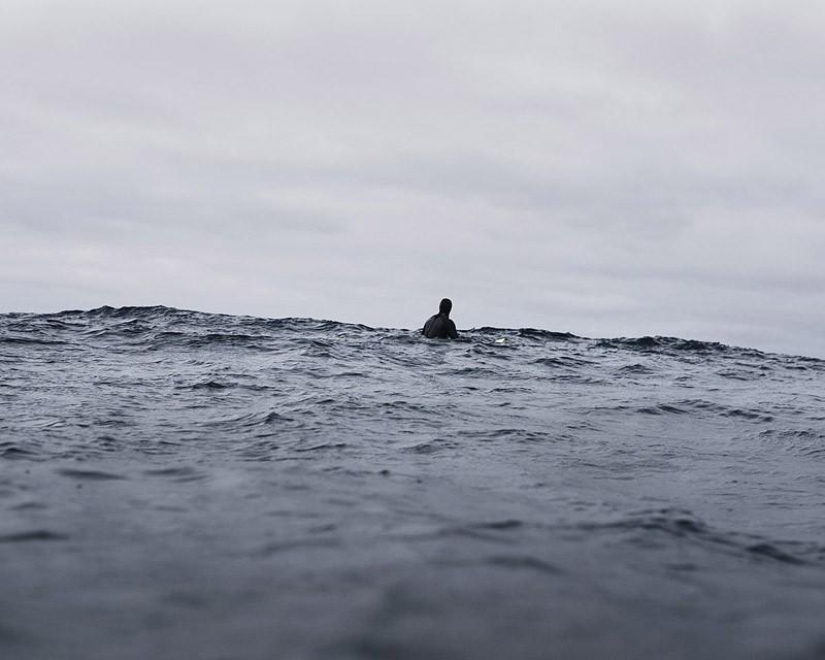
[[597, 336, 733, 354], [0, 335, 67, 346], [661, 400, 775, 422], [615, 363, 655, 375], [188, 380, 232, 390], [56, 468, 128, 481], [109, 319, 155, 335], [637, 404, 689, 415], [403, 440, 459, 455], [294, 442, 348, 453], [448, 366, 502, 378], [746, 542, 807, 564], [716, 369, 766, 381], [473, 519, 524, 531], [84, 305, 182, 319], [723, 408, 774, 422], [152, 330, 187, 342], [10, 501, 48, 511], [0, 530, 69, 543], [143, 466, 209, 482], [93, 436, 122, 452], [578, 508, 818, 566], [0, 442, 40, 460], [201, 410, 297, 430], [195, 332, 270, 345], [518, 328, 579, 341], [756, 429, 825, 457], [793, 356, 825, 373], [460, 429, 554, 445], [532, 355, 595, 369], [379, 400, 428, 414]]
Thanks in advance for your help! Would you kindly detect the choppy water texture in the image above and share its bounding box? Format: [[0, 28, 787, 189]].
[[2, 306, 825, 660]]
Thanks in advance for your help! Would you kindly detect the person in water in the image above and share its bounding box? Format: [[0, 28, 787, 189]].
[[423, 298, 458, 339]]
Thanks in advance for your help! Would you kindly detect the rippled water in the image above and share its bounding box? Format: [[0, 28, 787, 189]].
[[2, 306, 825, 659]]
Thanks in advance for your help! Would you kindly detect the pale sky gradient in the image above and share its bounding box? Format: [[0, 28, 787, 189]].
[[2, 0, 824, 357]]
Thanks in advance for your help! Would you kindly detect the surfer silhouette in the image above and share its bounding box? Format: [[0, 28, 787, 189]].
[[422, 298, 458, 339]]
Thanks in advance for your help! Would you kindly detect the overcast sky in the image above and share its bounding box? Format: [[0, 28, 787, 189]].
[[2, 0, 824, 357]]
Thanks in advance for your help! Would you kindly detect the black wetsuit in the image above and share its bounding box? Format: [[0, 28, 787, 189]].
[[422, 313, 458, 339]]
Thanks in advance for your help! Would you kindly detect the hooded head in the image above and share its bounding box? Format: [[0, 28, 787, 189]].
[[439, 298, 452, 315]]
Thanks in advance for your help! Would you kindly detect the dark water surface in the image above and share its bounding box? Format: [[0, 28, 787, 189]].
[[2, 306, 825, 659]]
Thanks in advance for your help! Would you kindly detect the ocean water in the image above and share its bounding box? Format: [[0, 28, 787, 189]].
[[2, 306, 825, 660]]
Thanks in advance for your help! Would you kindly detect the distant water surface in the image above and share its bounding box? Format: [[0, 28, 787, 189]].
[[2, 306, 825, 659]]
